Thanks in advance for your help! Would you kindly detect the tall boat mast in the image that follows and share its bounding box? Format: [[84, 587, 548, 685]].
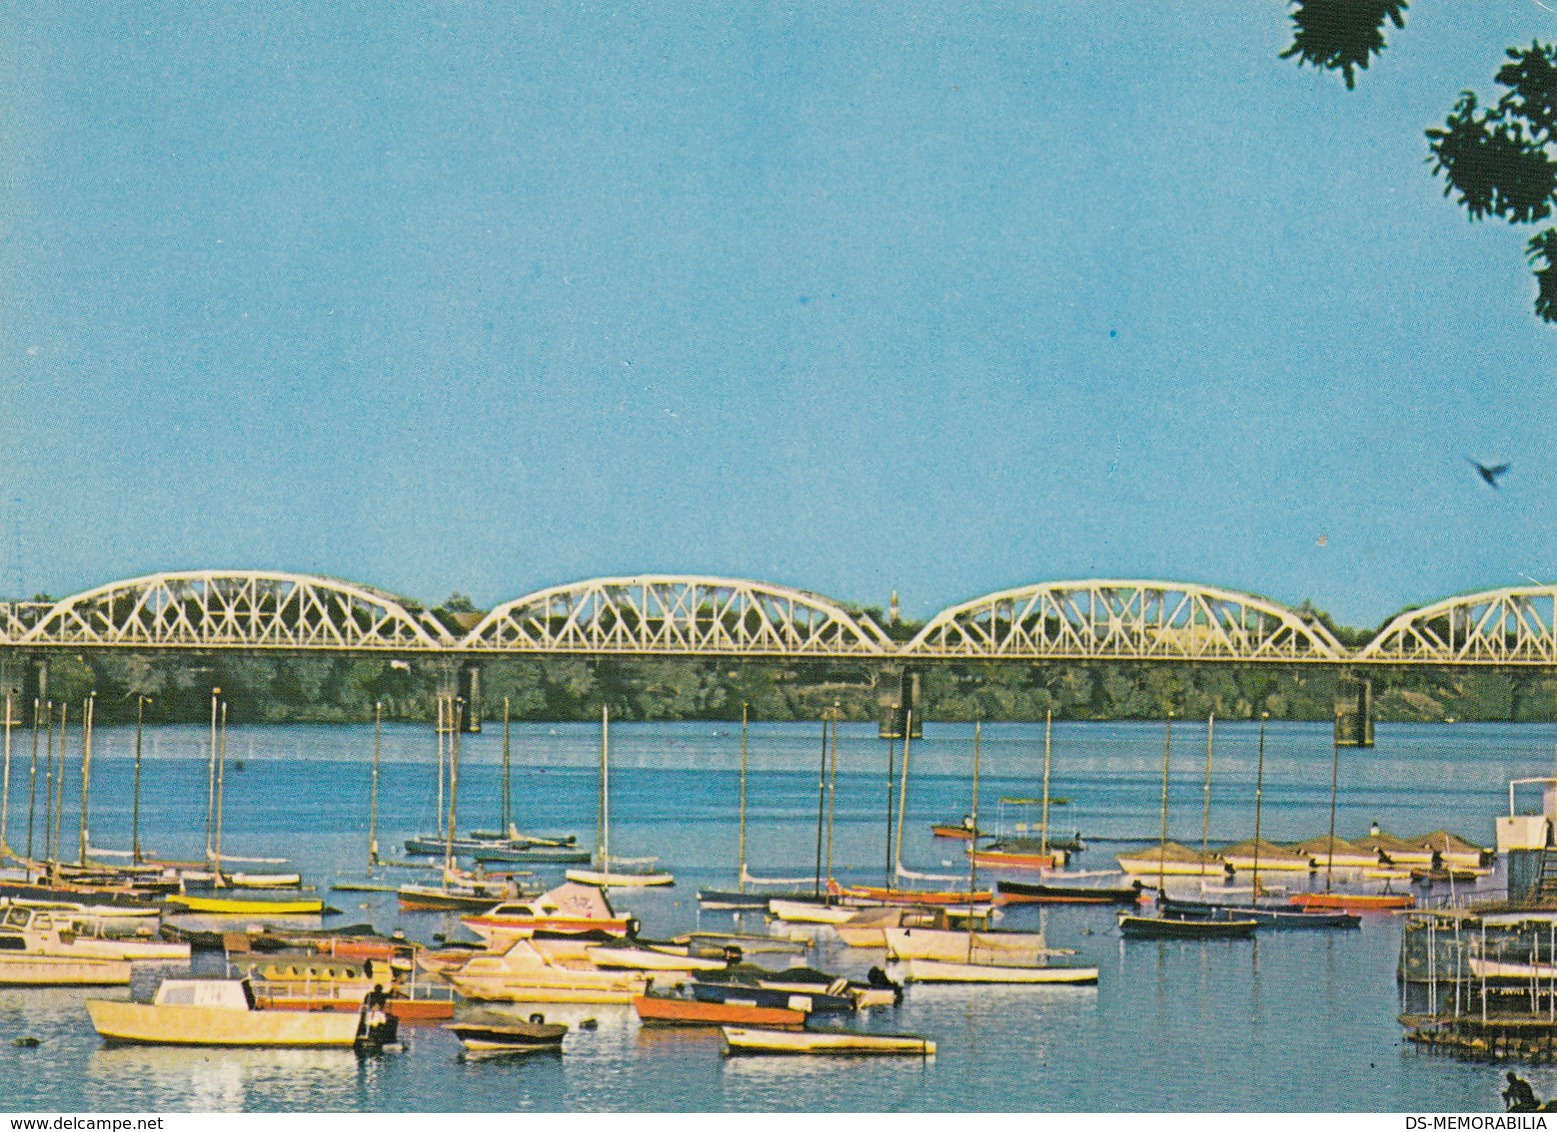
[[1157, 712, 1174, 892], [1200, 712, 1215, 867], [50, 701, 66, 881], [825, 706, 839, 890], [737, 703, 748, 893], [132, 695, 148, 866], [1040, 710, 1053, 855], [1251, 712, 1268, 906], [25, 699, 42, 865], [213, 700, 228, 876], [884, 712, 897, 887], [436, 696, 447, 840], [444, 698, 463, 877], [966, 720, 982, 962], [369, 701, 381, 869], [811, 714, 827, 898], [500, 696, 512, 834], [204, 689, 219, 862], [78, 691, 94, 865], [1325, 712, 1341, 893], [0, 691, 12, 862], [893, 710, 914, 886]]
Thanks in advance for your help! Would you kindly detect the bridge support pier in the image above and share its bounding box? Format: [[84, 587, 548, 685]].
[[878, 666, 923, 739], [458, 662, 482, 733], [20, 657, 45, 706], [1334, 676, 1373, 748]]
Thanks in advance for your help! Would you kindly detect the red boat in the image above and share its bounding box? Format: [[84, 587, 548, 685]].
[[633, 992, 805, 1029], [930, 822, 984, 841], [968, 844, 1067, 871], [1289, 891, 1415, 911], [830, 879, 990, 906]]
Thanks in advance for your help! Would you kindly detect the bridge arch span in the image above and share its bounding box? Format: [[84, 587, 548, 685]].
[[19, 570, 448, 651], [903, 579, 1345, 662], [460, 575, 892, 657], [1358, 585, 1557, 664]]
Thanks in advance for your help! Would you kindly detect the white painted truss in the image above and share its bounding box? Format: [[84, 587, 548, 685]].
[[1358, 585, 1557, 664], [901, 580, 1345, 662], [458, 575, 892, 657], [11, 570, 448, 651]]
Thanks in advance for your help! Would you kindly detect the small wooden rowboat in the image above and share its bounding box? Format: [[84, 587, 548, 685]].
[[767, 898, 859, 925], [1157, 896, 1359, 931], [967, 843, 1067, 871], [446, 1015, 567, 1057], [1288, 890, 1415, 911], [930, 822, 985, 841], [690, 980, 853, 1015], [1117, 914, 1257, 940], [719, 1025, 935, 1056], [634, 991, 806, 1029], [695, 889, 775, 910], [896, 958, 1099, 985], [996, 878, 1143, 905], [832, 883, 990, 907]]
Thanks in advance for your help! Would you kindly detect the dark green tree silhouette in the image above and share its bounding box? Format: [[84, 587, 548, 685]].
[[1427, 43, 1557, 321], [1280, 1, 1408, 89]]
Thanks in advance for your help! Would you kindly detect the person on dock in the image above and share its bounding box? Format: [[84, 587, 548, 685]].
[[1504, 1071, 1540, 1112]]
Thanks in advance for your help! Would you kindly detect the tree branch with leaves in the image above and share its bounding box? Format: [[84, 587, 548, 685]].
[[1427, 43, 1557, 322]]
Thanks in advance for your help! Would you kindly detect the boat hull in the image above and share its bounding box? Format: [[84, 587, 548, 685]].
[[968, 849, 1065, 871], [86, 999, 361, 1046], [719, 1026, 934, 1056], [690, 981, 853, 1014], [696, 889, 774, 910], [1117, 914, 1257, 939], [883, 927, 1052, 963], [449, 977, 643, 1004], [767, 899, 858, 924], [166, 895, 324, 916], [1116, 856, 1224, 876], [1288, 891, 1415, 911], [634, 993, 805, 1028], [835, 885, 989, 907], [897, 959, 1098, 984], [996, 879, 1142, 905], [445, 1020, 566, 1052], [395, 887, 507, 912], [564, 869, 675, 888]]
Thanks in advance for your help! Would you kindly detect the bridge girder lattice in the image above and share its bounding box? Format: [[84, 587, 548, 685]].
[[1359, 585, 1557, 665], [901, 579, 1346, 663], [5, 570, 449, 652], [458, 575, 892, 657]]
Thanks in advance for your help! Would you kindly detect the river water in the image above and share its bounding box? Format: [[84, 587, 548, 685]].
[[0, 717, 1551, 1112]]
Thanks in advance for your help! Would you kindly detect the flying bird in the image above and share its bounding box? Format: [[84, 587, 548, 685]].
[[1466, 456, 1510, 489]]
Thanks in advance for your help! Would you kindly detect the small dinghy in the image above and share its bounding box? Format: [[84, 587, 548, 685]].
[[896, 958, 1098, 985], [719, 1025, 934, 1056], [634, 990, 806, 1029], [1117, 913, 1257, 940], [446, 1013, 567, 1058]]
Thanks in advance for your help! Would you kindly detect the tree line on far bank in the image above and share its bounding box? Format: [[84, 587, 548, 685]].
[[14, 651, 1557, 727]]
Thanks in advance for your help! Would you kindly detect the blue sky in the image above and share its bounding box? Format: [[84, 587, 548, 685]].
[[2, 3, 1554, 629]]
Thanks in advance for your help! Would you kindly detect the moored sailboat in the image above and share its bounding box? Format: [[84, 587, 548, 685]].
[[566, 706, 674, 888]]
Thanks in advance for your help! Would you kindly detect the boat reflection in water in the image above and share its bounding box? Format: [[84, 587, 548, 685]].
[[86, 1045, 362, 1111]]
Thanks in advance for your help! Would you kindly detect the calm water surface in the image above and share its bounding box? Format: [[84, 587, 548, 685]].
[[0, 718, 1552, 1112]]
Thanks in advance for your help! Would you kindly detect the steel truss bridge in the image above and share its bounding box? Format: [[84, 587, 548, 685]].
[[0, 570, 1554, 667]]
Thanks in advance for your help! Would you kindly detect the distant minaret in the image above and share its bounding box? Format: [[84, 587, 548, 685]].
[[889, 590, 900, 626]]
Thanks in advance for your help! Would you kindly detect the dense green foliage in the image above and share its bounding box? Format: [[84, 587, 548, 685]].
[[1281, 0, 1408, 90], [14, 651, 1557, 726]]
